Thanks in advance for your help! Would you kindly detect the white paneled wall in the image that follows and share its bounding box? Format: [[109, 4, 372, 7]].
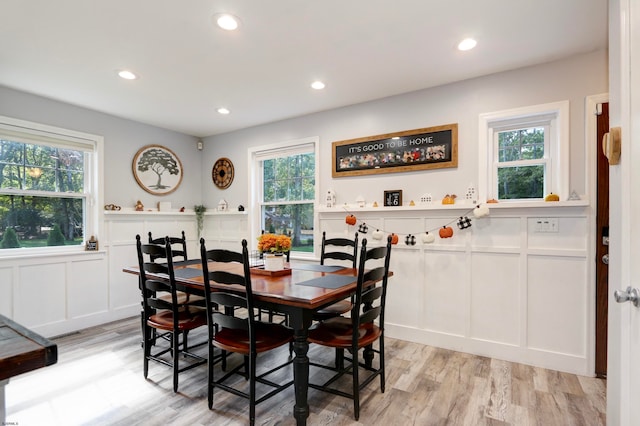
[[1, 204, 594, 375], [318, 201, 593, 375]]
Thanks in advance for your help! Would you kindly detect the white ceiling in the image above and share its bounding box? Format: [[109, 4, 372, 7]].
[[0, 1, 607, 138]]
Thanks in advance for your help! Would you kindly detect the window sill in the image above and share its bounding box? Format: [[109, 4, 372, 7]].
[[0, 247, 106, 261]]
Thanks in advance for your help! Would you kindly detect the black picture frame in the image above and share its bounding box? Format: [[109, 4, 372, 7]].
[[384, 190, 403, 207]]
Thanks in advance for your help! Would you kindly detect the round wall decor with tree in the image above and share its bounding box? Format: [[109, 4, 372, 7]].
[[132, 145, 183, 195]]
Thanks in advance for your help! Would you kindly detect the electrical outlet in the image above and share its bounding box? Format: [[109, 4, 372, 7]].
[[535, 218, 559, 233]]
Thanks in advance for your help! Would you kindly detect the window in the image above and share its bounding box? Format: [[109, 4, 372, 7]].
[[0, 116, 102, 251], [249, 137, 318, 257], [478, 101, 569, 202]]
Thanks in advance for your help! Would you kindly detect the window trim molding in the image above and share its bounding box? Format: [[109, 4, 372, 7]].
[[248, 136, 319, 257], [478, 101, 569, 202], [0, 115, 104, 254]]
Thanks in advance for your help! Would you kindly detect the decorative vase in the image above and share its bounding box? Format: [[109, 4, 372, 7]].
[[264, 253, 285, 271]]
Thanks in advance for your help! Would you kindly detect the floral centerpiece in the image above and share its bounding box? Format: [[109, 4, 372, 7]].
[[257, 233, 291, 254], [258, 233, 291, 271]]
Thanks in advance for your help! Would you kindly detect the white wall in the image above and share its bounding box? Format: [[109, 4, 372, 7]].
[[0, 86, 203, 209], [201, 50, 607, 209]]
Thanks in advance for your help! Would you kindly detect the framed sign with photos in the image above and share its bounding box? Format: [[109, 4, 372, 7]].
[[332, 123, 458, 177], [132, 145, 183, 195]]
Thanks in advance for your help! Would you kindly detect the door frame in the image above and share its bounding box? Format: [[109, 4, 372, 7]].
[[586, 93, 609, 377]]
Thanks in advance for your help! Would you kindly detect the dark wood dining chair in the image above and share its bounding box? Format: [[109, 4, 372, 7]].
[[148, 231, 203, 306], [308, 236, 392, 420], [148, 230, 187, 262], [136, 236, 207, 392], [313, 231, 359, 320], [200, 238, 294, 426]]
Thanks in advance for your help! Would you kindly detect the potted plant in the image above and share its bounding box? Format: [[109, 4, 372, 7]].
[[194, 205, 206, 238], [257, 233, 291, 271]]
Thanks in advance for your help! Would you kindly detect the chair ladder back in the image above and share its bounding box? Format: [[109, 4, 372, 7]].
[[207, 270, 246, 287], [353, 236, 392, 331], [137, 236, 185, 331], [211, 311, 250, 331], [200, 238, 255, 330], [320, 231, 358, 268], [148, 231, 188, 262]]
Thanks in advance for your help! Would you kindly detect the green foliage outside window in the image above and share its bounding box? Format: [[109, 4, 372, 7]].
[[0, 138, 85, 249], [47, 224, 66, 246], [1, 227, 20, 248], [262, 152, 315, 252], [497, 127, 546, 199]]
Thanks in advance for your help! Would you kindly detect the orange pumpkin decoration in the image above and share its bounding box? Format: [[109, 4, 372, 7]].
[[345, 214, 357, 225], [442, 194, 457, 205], [486, 198, 499, 204], [439, 226, 454, 238], [390, 233, 399, 244]]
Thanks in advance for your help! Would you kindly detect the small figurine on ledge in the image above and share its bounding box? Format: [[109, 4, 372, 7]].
[[135, 200, 144, 211]]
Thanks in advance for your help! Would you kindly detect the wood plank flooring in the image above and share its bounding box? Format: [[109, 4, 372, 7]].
[[5, 317, 606, 425]]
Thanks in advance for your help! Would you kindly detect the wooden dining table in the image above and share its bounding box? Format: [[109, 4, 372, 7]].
[[124, 260, 387, 425]]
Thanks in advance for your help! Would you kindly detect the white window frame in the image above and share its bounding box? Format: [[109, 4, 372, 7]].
[[478, 101, 569, 202], [248, 136, 319, 259], [0, 115, 104, 255]]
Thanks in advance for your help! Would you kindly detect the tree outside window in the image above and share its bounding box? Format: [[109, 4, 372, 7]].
[[260, 150, 315, 253], [0, 138, 88, 249], [496, 127, 546, 199]]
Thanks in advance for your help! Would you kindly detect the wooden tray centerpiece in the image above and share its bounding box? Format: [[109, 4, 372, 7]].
[[250, 265, 292, 276]]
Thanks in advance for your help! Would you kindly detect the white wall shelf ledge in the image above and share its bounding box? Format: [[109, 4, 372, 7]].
[[104, 209, 196, 216], [317, 199, 589, 213]]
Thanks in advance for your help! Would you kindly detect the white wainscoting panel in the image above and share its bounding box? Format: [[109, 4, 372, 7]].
[[0, 267, 12, 316], [385, 247, 423, 328], [68, 258, 109, 318], [14, 263, 67, 328], [0, 204, 593, 376], [423, 249, 468, 336], [527, 255, 587, 357], [319, 203, 593, 375], [470, 252, 520, 345]]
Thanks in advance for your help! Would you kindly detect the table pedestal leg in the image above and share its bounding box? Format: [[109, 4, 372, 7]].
[[293, 327, 310, 425], [288, 309, 313, 426]]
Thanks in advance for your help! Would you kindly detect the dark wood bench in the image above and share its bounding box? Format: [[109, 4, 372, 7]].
[[0, 314, 58, 422]]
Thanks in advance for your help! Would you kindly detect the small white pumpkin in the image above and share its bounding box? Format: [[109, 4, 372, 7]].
[[372, 229, 384, 240], [421, 232, 436, 244], [473, 204, 490, 218]]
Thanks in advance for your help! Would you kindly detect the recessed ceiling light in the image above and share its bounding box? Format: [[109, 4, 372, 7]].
[[457, 38, 477, 51], [215, 14, 240, 31], [118, 70, 137, 80], [311, 81, 325, 90], [217, 107, 230, 115]]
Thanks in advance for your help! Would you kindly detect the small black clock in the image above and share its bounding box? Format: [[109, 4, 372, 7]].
[[212, 157, 234, 189], [384, 190, 403, 207]]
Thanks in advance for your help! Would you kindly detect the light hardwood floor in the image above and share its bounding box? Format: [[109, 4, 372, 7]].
[[5, 317, 606, 425]]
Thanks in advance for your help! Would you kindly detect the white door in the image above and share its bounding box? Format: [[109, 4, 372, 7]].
[[607, 0, 640, 425]]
